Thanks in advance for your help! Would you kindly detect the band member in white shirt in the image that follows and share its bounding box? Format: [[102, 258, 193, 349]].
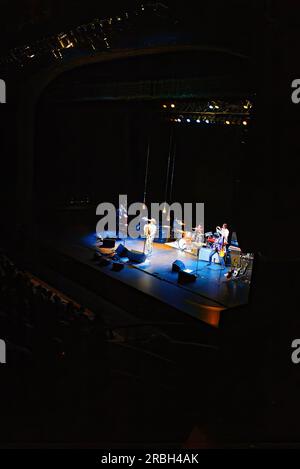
[[216, 223, 229, 243], [144, 218, 157, 255]]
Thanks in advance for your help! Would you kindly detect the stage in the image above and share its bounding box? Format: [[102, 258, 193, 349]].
[[76, 233, 252, 326], [29, 216, 253, 329]]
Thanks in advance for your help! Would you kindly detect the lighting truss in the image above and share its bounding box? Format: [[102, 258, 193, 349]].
[[161, 99, 252, 126], [0, 3, 169, 72]]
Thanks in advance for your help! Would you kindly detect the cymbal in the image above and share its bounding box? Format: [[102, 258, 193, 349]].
[[175, 220, 185, 226]]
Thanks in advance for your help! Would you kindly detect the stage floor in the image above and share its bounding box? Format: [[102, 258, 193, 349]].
[[35, 220, 252, 327], [79, 234, 252, 321], [109, 238, 251, 309]]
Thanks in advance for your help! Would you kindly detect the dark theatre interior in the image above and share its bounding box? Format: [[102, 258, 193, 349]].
[[0, 0, 300, 449]]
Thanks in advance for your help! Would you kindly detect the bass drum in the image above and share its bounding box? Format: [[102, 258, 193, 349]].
[[195, 233, 204, 244], [178, 238, 187, 250]]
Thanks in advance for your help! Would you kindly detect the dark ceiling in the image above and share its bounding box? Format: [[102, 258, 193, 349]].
[[1, 0, 299, 80], [0, 1, 261, 56], [1, 1, 300, 57]]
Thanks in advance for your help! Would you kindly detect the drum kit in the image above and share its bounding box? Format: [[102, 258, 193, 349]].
[[174, 223, 205, 252]]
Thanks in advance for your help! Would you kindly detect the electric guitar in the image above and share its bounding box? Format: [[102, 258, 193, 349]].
[[213, 236, 227, 257]]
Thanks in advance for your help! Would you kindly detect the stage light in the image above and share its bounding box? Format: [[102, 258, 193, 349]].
[[243, 101, 252, 110], [186, 119, 191, 123], [209, 104, 214, 109], [58, 33, 74, 49], [242, 120, 248, 126], [171, 103, 175, 108], [196, 119, 200, 123], [215, 105, 219, 109], [1, 4, 165, 70], [177, 118, 181, 122], [225, 120, 230, 125], [163, 104, 167, 109], [205, 119, 210, 124]]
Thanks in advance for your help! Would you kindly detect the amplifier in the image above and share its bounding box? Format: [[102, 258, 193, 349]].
[[229, 247, 241, 268], [198, 247, 220, 263]]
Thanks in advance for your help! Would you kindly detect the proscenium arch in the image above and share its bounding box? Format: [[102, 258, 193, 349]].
[[16, 44, 250, 235]]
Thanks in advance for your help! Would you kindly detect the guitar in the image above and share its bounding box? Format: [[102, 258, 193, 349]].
[[219, 247, 226, 257], [213, 235, 227, 257]]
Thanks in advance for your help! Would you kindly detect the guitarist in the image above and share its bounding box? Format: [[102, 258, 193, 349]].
[[207, 229, 228, 268]]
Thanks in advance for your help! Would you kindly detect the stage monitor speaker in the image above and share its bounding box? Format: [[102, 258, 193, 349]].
[[115, 244, 128, 258], [92, 251, 101, 261], [101, 238, 116, 248], [178, 270, 197, 284], [172, 260, 186, 272], [127, 250, 146, 264], [97, 257, 111, 267], [111, 262, 124, 272]]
